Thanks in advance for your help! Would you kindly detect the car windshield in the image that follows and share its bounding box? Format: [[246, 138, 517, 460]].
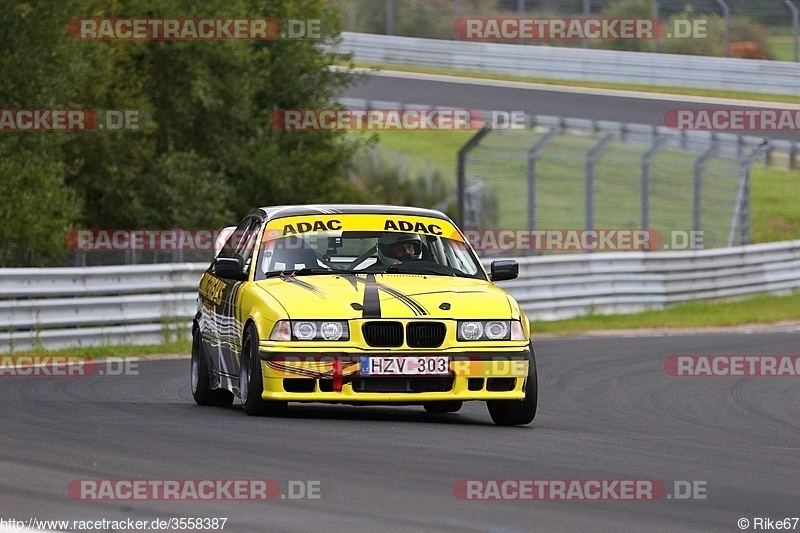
[[255, 228, 485, 280]]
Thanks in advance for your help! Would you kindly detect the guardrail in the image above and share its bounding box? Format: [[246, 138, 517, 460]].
[[0, 264, 206, 352], [339, 32, 800, 96], [2, 240, 799, 352], [506, 240, 800, 320]]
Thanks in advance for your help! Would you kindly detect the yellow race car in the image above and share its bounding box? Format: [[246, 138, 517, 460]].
[[191, 205, 537, 426]]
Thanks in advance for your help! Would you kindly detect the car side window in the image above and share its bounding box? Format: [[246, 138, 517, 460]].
[[218, 219, 251, 260], [218, 218, 262, 277], [236, 219, 263, 276]]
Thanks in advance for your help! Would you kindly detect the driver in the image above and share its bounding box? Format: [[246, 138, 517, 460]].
[[377, 233, 423, 265]]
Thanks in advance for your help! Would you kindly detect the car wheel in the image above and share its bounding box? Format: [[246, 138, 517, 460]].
[[423, 401, 463, 414], [240, 323, 287, 417], [191, 329, 234, 407], [487, 348, 538, 426]]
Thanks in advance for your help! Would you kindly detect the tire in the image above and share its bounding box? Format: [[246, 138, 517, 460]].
[[423, 401, 463, 414], [191, 329, 234, 407], [240, 323, 287, 417], [487, 348, 538, 426]]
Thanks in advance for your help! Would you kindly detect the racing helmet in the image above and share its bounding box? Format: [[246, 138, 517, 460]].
[[377, 233, 423, 263]]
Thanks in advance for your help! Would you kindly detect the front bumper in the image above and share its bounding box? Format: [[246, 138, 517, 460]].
[[258, 350, 531, 403]]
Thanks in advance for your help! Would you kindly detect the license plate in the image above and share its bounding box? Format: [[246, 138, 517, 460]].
[[360, 356, 450, 376]]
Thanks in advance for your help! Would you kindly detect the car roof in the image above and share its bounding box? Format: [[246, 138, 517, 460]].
[[248, 204, 454, 224]]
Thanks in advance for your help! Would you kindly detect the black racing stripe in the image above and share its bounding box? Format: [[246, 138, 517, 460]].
[[343, 274, 359, 291], [362, 273, 382, 318], [285, 277, 326, 299], [350, 275, 427, 316], [374, 283, 428, 316]]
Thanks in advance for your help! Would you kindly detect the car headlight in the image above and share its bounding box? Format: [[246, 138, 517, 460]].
[[457, 320, 525, 341], [458, 321, 483, 341], [269, 320, 349, 341], [293, 321, 317, 340]]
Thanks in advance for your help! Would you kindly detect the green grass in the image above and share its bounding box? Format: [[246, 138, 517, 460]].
[[347, 61, 800, 104], [374, 130, 474, 170], [531, 293, 800, 335], [0, 341, 191, 359], [751, 164, 800, 243], [770, 37, 796, 62], [768, 27, 794, 38]]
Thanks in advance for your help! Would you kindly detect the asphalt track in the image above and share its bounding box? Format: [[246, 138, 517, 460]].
[[343, 71, 800, 142], [2, 330, 800, 532]]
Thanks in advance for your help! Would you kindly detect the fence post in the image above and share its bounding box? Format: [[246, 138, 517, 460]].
[[693, 135, 718, 244], [785, 0, 800, 62], [386, 0, 394, 35], [456, 125, 492, 227], [582, 0, 592, 49], [526, 126, 561, 232], [715, 0, 730, 57], [586, 132, 615, 232], [651, 0, 660, 52], [641, 132, 668, 232], [728, 144, 768, 247], [764, 138, 774, 166]]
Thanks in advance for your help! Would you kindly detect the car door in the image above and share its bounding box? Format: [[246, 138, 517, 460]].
[[199, 216, 263, 389]]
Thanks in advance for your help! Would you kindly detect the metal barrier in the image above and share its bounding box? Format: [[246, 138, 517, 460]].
[[505, 240, 800, 319], [339, 32, 800, 95], [1, 240, 798, 351], [0, 264, 205, 352]]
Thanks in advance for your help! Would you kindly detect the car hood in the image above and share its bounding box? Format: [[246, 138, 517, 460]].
[[253, 274, 516, 320]]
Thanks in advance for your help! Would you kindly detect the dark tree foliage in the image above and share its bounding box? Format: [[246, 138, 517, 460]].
[[0, 0, 363, 266]]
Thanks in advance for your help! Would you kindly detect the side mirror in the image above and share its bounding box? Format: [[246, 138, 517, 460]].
[[213, 257, 245, 281], [490, 260, 518, 282]]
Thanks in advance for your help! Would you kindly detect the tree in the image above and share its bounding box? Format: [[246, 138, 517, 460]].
[[0, 0, 366, 265], [0, 1, 85, 265]]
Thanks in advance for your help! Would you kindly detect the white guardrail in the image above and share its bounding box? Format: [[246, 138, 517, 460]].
[[339, 32, 800, 96], [0, 263, 206, 352], [1, 240, 800, 351]]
